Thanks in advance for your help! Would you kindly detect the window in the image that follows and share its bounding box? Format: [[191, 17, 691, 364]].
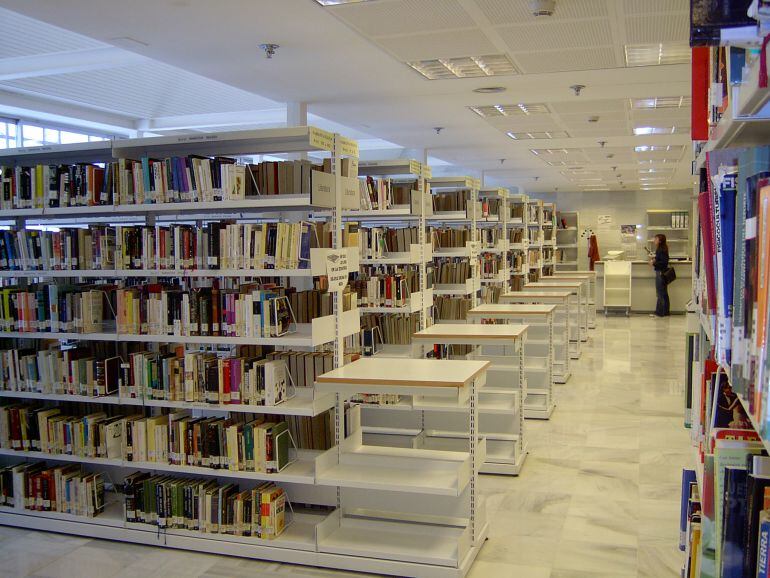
[[0, 119, 17, 149], [16, 122, 112, 148]]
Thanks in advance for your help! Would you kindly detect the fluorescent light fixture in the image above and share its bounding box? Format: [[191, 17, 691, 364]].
[[507, 130, 569, 140], [409, 54, 517, 80], [630, 96, 691, 109], [469, 103, 549, 117], [633, 126, 688, 136], [624, 43, 691, 67]]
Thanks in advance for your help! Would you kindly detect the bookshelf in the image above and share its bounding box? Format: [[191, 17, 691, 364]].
[[534, 277, 590, 342], [1, 128, 494, 576], [348, 160, 433, 356], [524, 281, 584, 359], [429, 177, 482, 321], [466, 304, 556, 420], [555, 210, 580, 271], [552, 271, 597, 330], [646, 209, 690, 259], [508, 192, 530, 291], [479, 187, 511, 302], [314, 357, 489, 573]]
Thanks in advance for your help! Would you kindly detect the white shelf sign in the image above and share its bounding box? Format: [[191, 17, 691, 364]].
[[326, 250, 350, 292]]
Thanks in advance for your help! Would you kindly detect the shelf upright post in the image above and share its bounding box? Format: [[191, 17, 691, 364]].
[[419, 163, 431, 330], [502, 190, 510, 293], [471, 180, 479, 309], [331, 134, 344, 513]]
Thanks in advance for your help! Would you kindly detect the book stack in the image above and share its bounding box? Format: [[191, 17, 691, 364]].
[[432, 228, 471, 249], [435, 258, 472, 284], [510, 203, 525, 222], [351, 265, 425, 308], [357, 177, 415, 210], [432, 190, 469, 212], [0, 463, 104, 517], [358, 226, 419, 259], [434, 296, 472, 320], [481, 286, 502, 304], [123, 472, 286, 538], [480, 254, 504, 279], [508, 229, 524, 243], [528, 228, 540, 244], [479, 228, 503, 248], [359, 312, 419, 345], [0, 284, 106, 333]]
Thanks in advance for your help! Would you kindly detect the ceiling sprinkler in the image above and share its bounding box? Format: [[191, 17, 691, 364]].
[[570, 84, 585, 96], [259, 43, 279, 58], [499, 158, 506, 165], [598, 140, 607, 148], [434, 127, 444, 135]]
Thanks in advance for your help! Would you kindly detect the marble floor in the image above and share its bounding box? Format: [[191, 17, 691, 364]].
[[0, 314, 691, 578]]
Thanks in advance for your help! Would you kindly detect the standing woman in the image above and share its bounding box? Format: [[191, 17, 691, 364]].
[[650, 233, 670, 317]]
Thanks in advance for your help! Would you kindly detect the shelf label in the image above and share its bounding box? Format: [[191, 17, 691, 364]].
[[421, 166, 432, 179], [309, 127, 335, 152], [408, 160, 421, 175], [326, 249, 350, 292], [336, 135, 359, 158]]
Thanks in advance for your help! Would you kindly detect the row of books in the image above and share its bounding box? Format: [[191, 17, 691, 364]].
[[357, 227, 419, 260], [0, 158, 332, 210], [480, 255, 504, 279], [0, 222, 316, 272], [432, 228, 472, 249], [435, 258, 473, 284], [481, 286, 503, 304], [351, 273, 417, 308], [510, 205, 525, 221], [509, 229, 524, 243], [479, 228, 503, 247], [528, 229, 541, 243], [434, 296, 472, 321], [432, 191, 469, 212], [357, 177, 414, 211], [0, 404, 293, 473], [360, 313, 419, 345], [124, 472, 286, 538], [0, 462, 104, 517]]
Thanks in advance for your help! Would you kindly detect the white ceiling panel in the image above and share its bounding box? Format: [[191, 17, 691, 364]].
[[497, 18, 614, 52], [550, 99, 628, 114], [568, 126, 631, 138], [631, 108, 691, 124], [332, 0, 475, 37], [0, 7, 106, 58], [513, 47, 617, 74], [625, 13, 690, 44], [476, 0, 609, 24], [483, 116, 566, 132], [622, 0, 689, 15], [377, 28, 499, 61], [558, 110, 628, 126]]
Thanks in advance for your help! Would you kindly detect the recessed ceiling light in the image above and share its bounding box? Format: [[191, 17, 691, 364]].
[[469, 102, 549, 117], [633, 126, 689, 136], [631, 96, 691, 109], [408, 54, 517, 80], [473, 86, 508, 94], [625, 43, 691, 67], [507, 131, 569, 140]]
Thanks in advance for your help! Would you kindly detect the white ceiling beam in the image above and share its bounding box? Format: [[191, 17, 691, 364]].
[[0, 47, 148, 81], [138, 108, 287, 131], [0, 88, 136, 135]]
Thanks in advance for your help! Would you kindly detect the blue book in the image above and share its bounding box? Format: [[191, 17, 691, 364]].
[[681, 469, 697, 551], [759, 511, 770, 578], [721, 466, 748, 578], [716, 166, 737, 366]]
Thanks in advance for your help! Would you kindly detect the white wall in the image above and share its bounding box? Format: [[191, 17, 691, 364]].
[[534, 189, 692, 262]]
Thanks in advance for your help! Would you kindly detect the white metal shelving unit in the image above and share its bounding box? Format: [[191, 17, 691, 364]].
[[646, 209, 690, 259], [0, 129, 481, 576], [466, 304, 556, 420], [429, 177, 481, 317], [500, 290, 572, 384], [478, 187, 510, 299], [523, 281, 583, 359], [555, 211, 580, 271], [552, 271, 597, 329], [603, 261, 632, 316], [315, 357, 489, 576], [532, 277, 590, 341]]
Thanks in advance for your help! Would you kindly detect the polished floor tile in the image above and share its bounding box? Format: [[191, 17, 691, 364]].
[[0, 314, 690, 577]]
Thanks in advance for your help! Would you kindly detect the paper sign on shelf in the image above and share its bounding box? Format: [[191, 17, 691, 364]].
[[326, 249, 350, 292], [597, 214, 613, 227]]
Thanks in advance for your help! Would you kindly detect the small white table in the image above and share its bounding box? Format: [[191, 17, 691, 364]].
[[524, 281, 585, 356], [466, 304, 556, 420], [528, 278, 589, 340]]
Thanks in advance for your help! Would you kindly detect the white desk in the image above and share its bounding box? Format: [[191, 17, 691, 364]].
[[466, 304, 556, 420], [500, 290, 571, 383]]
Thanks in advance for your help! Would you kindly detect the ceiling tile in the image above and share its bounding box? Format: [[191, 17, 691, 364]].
[[625, 13, 689, 43], [631, 108, 691, 124], [378, 28, 498, 61], [0, 7, 106, 58], [332, 0, 475, 36], [476, 0, 609, 23], [622, 0, 689, 15], [558, 110, 628, 127], [512, 47, 617, 73], [550, 99, 628, 114], [497, 19, 613, 52], [568, 126, 631, 137]]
